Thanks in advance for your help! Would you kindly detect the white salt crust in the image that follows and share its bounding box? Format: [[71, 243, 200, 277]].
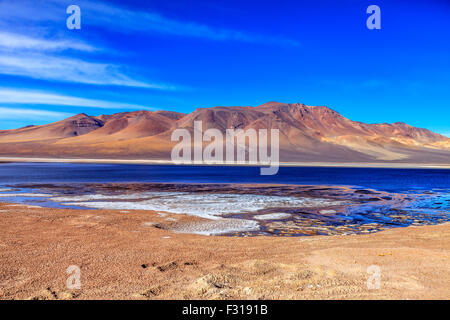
[[254, 213, 292, 220], [61, 192, 343, 220]]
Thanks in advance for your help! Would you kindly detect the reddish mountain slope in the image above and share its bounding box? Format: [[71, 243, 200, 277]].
[[0, 114, 103, 143], [56, 110, 184, 144], [0, 102, 448, 163]]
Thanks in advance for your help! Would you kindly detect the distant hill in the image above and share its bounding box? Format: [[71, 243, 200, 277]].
[[0, 102, 449, 164]]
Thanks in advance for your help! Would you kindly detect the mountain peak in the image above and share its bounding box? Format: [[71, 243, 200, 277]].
[[67, 113, 90, 120], [257, 101, 289, 109]]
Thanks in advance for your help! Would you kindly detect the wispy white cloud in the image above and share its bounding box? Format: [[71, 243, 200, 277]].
[[0, 0, 292, 91], [0, 3, 180, 90], [0, 53, 174, 89], [0, 107, 72, 121], [0, 0, 300, 47], [0, 31, 96, 52], [0, 88, 153, 110], [83, 1, 300, 46]]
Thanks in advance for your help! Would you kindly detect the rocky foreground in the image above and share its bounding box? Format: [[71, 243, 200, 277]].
[[0, 202, 448, 300]]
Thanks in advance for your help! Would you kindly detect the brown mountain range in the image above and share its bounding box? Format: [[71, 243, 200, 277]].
[[0, 102, 449, 164]]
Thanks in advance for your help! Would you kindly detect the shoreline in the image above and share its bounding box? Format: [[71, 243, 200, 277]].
[[0, 201, 448, 299], [0, 156, 450, 169]]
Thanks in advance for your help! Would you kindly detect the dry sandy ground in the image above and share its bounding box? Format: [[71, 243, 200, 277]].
[[0, 202, 448, 300]]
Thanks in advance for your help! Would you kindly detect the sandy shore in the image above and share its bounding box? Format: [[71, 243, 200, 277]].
[[0, 157, 449, 169], [0, 202, 449, 300]]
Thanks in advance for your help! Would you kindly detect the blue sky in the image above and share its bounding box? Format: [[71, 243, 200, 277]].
[[0, 0, 449, 136]]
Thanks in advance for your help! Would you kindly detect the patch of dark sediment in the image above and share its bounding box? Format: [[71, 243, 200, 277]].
[[6, 182, 393, 202]]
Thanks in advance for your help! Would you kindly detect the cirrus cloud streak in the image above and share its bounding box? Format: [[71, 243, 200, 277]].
[[0, 53, 173, 89], [0, 107, 72, 121], [0, 31, 96, 52], [0, 88, 153, 110]]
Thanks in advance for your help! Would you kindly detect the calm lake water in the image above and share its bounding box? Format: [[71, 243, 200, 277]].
[[0, 162, 449, 192], [0, 162, 448, 236]]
